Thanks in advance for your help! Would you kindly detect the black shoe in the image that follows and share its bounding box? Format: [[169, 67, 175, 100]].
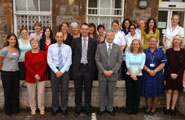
[[97, 110, 105, 115], [149, 111, 156, 115], [107, 110, 115, 116], [171, 110, 176, 116], [164, 109, 170, 115], [144, 110, 150, 115], [5, 112, 12, 116], [85, 110, 92, 117], [61, 110, 68, 116], [74, 111, 81, 117], [51, 110, 59, 116], [132, 111, 138, 115]]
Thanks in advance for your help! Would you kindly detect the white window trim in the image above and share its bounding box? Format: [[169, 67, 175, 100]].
[[13, 0, 52, 35], [86, 0, 125, 29]]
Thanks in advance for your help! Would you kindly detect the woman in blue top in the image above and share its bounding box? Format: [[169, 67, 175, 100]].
[[142, 36, 167, 115], [18, 28, 32, 80], [125, 39, 146, 115]]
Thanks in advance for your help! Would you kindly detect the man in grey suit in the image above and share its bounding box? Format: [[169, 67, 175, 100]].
[[95, 30, 122, 116]]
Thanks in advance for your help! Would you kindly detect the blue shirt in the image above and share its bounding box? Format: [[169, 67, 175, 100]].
[[126, 52, 146, 76], [47, 43, 72, 74], [18, 39, 32, 61]]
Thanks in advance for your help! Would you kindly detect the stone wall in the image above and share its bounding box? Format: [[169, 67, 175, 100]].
[[0, 0, 13, 48], [52, 0, 86, 34], [124, 0, 159, 23], [0, 80, 166, 109]]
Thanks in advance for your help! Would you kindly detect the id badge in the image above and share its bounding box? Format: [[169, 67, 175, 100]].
[[150, 64, 155, 67]]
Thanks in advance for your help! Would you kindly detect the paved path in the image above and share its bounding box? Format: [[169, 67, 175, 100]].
[[0, 109, 184, 120]]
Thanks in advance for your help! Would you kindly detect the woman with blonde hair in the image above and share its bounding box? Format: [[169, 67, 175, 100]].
[[163, 14, 184, 50], [164, 35, 185, 116], [18, 27, 32, 80], [70, 22, 80, 39], [25, 38, 47, 115], [125, 39, 146, 114]]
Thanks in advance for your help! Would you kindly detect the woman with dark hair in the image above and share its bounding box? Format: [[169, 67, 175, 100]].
[[0, 34, 20, 115], [141, 17, 160, 49], [40, 27, 56, 80], [97, 24, 105, 44], [121, 18, 132, 35], [89, 23, 99, 43], [30, 21, 42, 40], [125, 24, 141, 52], [59, 21, 73, 46]]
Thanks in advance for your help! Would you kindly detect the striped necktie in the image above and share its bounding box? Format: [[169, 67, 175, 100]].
[[82, 38, 87, 64], [58, 45, 63, 70]]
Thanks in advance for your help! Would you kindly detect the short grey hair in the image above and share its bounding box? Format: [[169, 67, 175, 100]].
[[105, 30, 115, 37], [70, 22, 79, 28], [30, 38, 40, 44]]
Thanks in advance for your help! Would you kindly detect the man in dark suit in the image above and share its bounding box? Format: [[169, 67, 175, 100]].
[[95, 30, 122, 116], [71, 23, 97, 117]]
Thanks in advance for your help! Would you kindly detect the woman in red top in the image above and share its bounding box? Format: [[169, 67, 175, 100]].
[[40, 27, 56, 80], [25, 38, 47, 115]]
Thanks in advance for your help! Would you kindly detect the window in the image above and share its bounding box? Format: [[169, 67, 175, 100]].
[[13, 0, 51, 35], [87, 0, 124, 30]]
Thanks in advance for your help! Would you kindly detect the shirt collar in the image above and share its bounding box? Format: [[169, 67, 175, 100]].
[[82, 36, 88, 40], [57, 43, 63, 47], [106, 41, 113, 46], [146, 48, 159, 53], [170, 25, 180, 30]]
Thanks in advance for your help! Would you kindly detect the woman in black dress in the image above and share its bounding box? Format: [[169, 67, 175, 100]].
[[164, 34, 185, 116]]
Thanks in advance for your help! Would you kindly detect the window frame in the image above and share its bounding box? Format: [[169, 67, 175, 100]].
[[13, 0, 52, 35], [86, 0, 125, 29]]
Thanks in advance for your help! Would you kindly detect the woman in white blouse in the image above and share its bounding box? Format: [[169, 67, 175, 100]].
[[162, 14, 184, 50], [125, 24, 141, 52]]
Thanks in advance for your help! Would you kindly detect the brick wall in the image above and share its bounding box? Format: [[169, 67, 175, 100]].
[[124, 0, 159, 23], [0, 0, 13, 48], [52, 0, 86, 34]]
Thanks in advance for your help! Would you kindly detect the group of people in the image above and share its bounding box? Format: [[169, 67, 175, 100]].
[[0, 14, 185, 118]]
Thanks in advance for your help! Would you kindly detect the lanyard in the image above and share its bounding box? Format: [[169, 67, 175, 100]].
[[150, 53, 155, 64]]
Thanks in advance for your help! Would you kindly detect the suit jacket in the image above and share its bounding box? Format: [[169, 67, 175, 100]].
[[71, 36, 97, 79], [95, 42, 122, 81]]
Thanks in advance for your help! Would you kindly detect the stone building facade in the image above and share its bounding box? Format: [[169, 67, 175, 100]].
[[0, 0, 159, 47]]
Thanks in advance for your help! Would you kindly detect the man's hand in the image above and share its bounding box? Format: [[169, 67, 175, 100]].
[[104, 71, 111, 77], [56, 71, 63, 78]]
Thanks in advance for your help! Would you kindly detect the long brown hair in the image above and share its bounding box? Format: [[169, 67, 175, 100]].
[[144, 17, 157, 34], [3, 33, 20, 54]]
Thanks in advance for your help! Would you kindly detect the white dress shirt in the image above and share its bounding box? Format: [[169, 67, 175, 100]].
[[163, 25, 184, 48], [47, 43, 72, 73]]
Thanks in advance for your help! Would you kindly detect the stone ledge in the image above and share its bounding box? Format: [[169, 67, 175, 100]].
[[0, 80, 185, 111]]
